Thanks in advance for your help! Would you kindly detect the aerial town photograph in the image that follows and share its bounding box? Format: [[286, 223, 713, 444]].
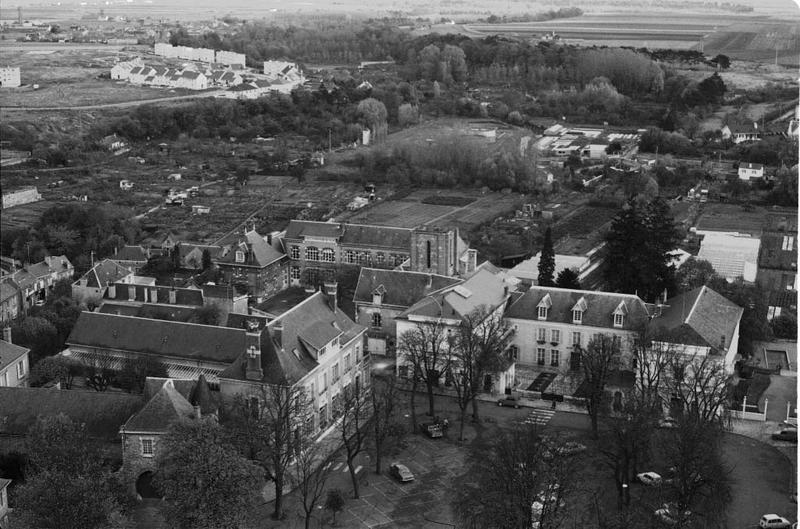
[[0, 0, 797, 526]]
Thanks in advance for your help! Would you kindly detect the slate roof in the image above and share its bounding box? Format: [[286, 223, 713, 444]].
[[1, 278, 20, 303], [181, 71, 200, 80], [75, 259, 133, 289], [402, 267, 513, 321], [284, 220, 412, 250], [121, 380, 196, 433], [114, 245, 148, 263], [0, 386, 143, 439], [255, 287, 315, 318], [216, 229, 285, 268], [221, 292, 364, 385], [740, 162, 764, 171], [506, 286, 651, 332], [99, 302, 202, 322], [104, 282, 204, 306], [11, 255, 72, 289], [649, 286, 743, 352], [354, 268, 462, 308], [0, 339, 29, 372], [67, 312, 246, 364]]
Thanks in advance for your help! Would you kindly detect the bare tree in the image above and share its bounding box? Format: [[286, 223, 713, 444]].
[[454, 424, 576, 529], [370, 373, 405, 475], [228, 384, 311, 520], [339, 379, 371, 499], [451, 306, 514, 440], [665, 351, 731, 426], [289, 439, 337, 529], [397, 319, 453, 419], [581, 334, 623, 439]]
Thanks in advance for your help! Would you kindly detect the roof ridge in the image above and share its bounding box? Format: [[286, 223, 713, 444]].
[[272, 290, 324, 323], [685, 286, 705, 324], [81, 311, 243, 331], [528, 285, 644, 301]]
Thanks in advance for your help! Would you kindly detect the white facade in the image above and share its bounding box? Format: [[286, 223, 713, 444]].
[[2, 187, 41, 209], [215, 50, 246, 66], [0, 67, 21, 88], [738, 163, 765, 180]]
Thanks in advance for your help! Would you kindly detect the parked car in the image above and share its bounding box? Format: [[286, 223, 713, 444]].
[[390, 463, 414, 483], [419, 422, 443, 438], [497, 395, 521, 408], [760, 514, 792, 528], [636, 472, 662, 486], [771, 428, 798, 442]]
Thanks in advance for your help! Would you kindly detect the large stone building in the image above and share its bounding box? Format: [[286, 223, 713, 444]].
[[394, 264, 519, 395], [219, 286, 367, 436], [215, 228, 288, 301], [282, 221, 476, 287], [353, 268, 461, 356]]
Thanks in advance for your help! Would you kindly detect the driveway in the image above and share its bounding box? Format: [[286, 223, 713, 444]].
[[724, 433, 796, 529]]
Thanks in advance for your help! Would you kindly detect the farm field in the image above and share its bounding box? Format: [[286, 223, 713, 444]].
[[344, 188, 523, 232]]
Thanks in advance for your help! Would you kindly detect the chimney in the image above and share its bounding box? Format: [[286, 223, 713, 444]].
[[245, 332, 263, 381], [127, 284, 136, 301], [323, 281, 338, 313], [108, 282, 116, 298], [3, 327, 11, 343], [168, 288, 177, 304], [193, 404, 202, 419]]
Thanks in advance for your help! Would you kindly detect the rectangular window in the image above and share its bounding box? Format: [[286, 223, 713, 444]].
[[371, 312, 382, 328], [16, 360, 25, 378], [290, 245, 300, 259], [235, 250, 245, 263], [345, 250, 356, 264], [309, 382, 315, 397], [537, 306, 548, 320], [572, 310, 582, 324], [322, 248, 335, 262], [550, 349, 560, 367], [141, 438, 154, 457], [614, 314, 624, 328], [572, 332, 581, 346], [321, 373, 328, 392], [508, 345, 519, 360], [345, 353, 351, 370], [290, 266, 301, 280], [0, 372, 7, 386], [551, 329, 560, 344], [305, 247, 319, 261], [355, 344, 361, 361], [376, 252, 385, 264], [332, 363, 339, 382], [537, 328, 547, 342], [319, 346, 326, 357], [537, 348, 546, 365], [319, 404, 328, 430], [399, 365, 409, 378], [783, 236, 795, 251]]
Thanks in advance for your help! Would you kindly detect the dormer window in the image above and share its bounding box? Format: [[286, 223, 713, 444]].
[[537, 294, 552, 321], [235, 250, 245, 263], [572, 297, 587, 324], [613, 301, 627, 328]]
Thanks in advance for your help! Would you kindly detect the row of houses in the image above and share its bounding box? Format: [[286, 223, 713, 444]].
[[154, 42, 246, 66], [111, 59, 216, 90], [0, 255, 75, 324]]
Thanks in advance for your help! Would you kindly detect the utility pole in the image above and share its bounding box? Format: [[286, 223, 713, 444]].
[[328, 128, 332, 153]]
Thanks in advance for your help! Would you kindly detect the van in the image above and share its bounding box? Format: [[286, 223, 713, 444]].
[[771, 428, 797, 442]]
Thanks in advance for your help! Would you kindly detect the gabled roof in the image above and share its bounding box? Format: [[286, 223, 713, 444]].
[[0, 339, 29, 372], [740, 162, 764, 171], [284, 220, 343, 240], [221, 292, 364, 386], [353, 268, 461, 308], [402, 267, 512, 321], [650, 286, 743, 352], [67, 312, 246, 364], [284, 220, 412, 250], [506, 286, 651, 332], [74, 259, 133, 289], [121, 379, 196, 433], [114, 245, 148, 263], [0, 386, 143, 439], [215, 229, 284, 268], [0, 277, 20, 303]]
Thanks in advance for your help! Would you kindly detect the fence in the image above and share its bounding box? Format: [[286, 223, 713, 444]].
[[730, 396, 768, 422]]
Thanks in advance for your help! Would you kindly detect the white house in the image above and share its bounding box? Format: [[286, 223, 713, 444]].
[[738, 162, 765, 181], [0, 330, 30, 387]]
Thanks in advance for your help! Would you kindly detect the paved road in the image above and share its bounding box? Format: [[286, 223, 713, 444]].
[[0, 91, 226, 111]]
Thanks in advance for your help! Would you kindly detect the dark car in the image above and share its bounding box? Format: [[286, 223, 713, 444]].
[[419, 422, 443, 438], [390, 463, 414, 483], [497, 395, 521, 408], [772, 428, 798, 442]]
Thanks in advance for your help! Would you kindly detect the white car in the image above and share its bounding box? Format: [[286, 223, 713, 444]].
[[760, 514, 792, 528], [636, 471, 662, 486], [389, 462, 414, 483]]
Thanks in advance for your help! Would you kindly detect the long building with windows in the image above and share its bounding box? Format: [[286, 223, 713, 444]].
[[281, 221, 477, 287]]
